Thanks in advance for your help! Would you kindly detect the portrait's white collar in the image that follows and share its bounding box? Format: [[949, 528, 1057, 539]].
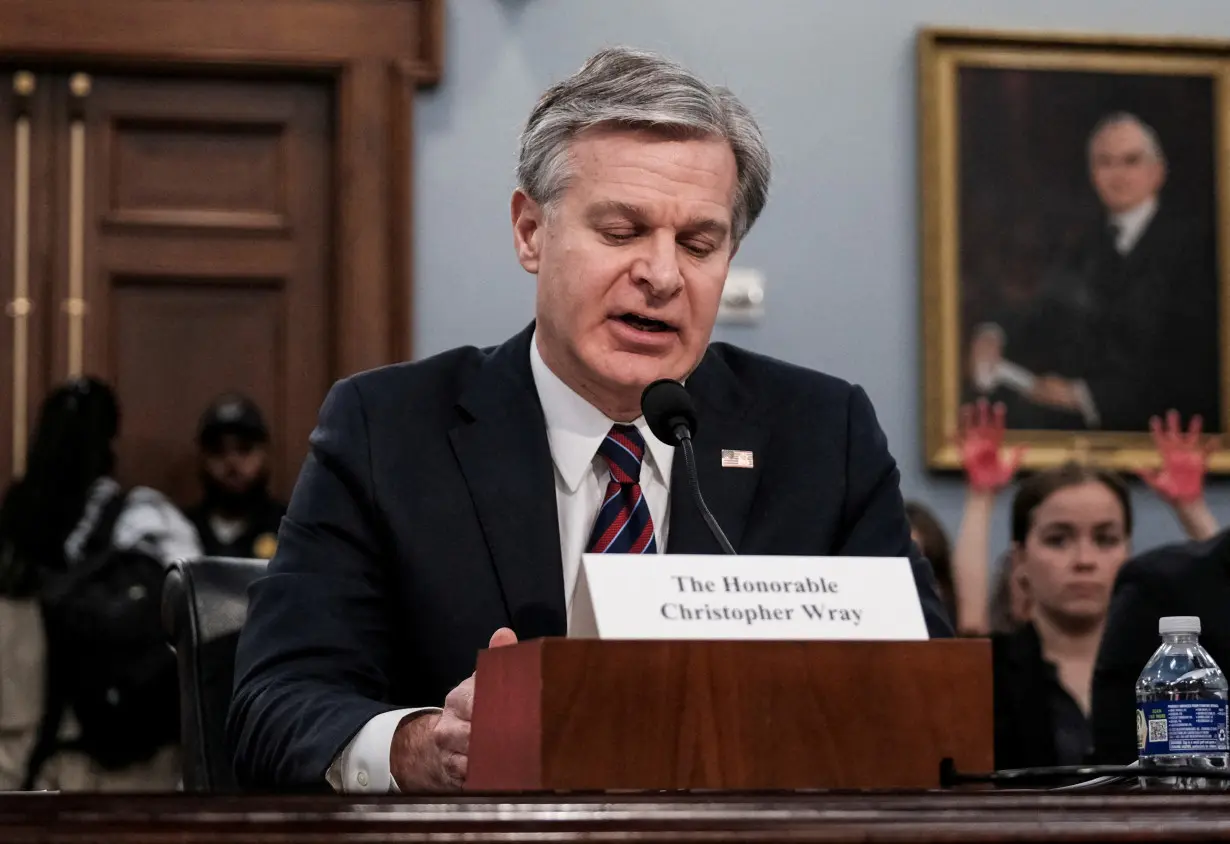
[[529, 331, 674, 494], [1109, 196, 1157, 255]]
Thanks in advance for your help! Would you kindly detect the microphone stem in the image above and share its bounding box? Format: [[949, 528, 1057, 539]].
[[678, 432, 736, 555]]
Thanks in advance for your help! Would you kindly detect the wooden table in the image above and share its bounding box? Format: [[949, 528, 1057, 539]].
[[2, 792, 1230, 842]]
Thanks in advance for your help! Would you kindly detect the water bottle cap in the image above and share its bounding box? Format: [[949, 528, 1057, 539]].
[[1159, 616, 1201, 635]]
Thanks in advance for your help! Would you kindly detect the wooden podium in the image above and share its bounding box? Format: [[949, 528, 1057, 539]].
[[467, 638, 992, 791]]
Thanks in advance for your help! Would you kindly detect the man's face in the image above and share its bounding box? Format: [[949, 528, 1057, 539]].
[[201, 433, 268, 497], [1089, 122, 1166, 214], [512, 128, 739, 418]]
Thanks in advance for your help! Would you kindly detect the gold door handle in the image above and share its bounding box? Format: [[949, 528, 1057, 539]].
[[65, 72, 90, 378], [9, 71, 35, 477]]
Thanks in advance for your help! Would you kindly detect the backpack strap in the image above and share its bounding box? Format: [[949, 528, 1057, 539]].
[[21, 488, 129, 787], [80, 487, 130, 560]]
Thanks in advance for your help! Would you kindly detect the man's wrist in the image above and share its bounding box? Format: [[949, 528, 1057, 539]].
[[390, 710, 441, 791]]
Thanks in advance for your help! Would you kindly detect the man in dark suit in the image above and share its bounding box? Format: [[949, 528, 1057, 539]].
[[1090, 530, 1230, 763], [228, 45, 951, 793], [968, 112, 1220, 431]]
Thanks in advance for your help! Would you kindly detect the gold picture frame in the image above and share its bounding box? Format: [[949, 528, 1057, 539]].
[[919, 28, 1230, 472]]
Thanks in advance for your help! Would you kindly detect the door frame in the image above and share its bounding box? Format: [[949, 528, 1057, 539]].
[[0, 0, 441, 382]]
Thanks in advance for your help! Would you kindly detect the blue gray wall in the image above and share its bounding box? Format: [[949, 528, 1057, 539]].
[[413, 0, 1230, 558]]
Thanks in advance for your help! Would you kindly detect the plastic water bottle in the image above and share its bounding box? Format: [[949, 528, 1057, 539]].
[[1136, 616, 1228, 789]]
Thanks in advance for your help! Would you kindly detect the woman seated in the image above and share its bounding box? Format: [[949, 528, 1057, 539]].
[[951, 402, 1217, 769]]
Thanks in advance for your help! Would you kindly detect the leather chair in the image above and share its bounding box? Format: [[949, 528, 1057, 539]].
[[162, 557, 267, 792]]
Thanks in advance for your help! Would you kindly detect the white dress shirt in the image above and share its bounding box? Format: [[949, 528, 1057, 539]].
[[1109, 196, 1157, 256], [326, 332, 675, 792]]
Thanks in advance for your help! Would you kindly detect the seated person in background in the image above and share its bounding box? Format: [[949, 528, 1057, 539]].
[[950, 404, 1216, 636], [952, 403, 1216, 770], [1091, 425, 1227, 764], [906, 501, 956, 622], [186, 394, 286, 560], [991, 463, 1132, 769], [987, 551, 1031, 635], [0, 377, 200, 791], [228, 45, 951, 794]]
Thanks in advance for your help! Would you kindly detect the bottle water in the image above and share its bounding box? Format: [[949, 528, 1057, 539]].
[[1136, 616, 1228, 789]]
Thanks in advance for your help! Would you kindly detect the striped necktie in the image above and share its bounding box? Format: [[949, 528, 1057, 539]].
[[586, 424, 658, 554]]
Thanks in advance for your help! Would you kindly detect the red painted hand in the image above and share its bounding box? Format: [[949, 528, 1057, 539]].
[[957, 399, 1025, 493], [1138, 410, 1219, 505]]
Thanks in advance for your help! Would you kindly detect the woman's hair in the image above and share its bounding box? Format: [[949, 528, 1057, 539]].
[[905, 500, 954, 614], [1010, 462, 1133, 545], [0, 377, 120, 570], [988, 552, 1028, 634]]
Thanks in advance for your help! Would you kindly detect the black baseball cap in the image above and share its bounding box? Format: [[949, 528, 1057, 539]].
[[198, 393, 269, 449]]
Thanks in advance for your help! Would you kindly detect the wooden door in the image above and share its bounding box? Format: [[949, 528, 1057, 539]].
[[0, 69, 55, 484], [47, 73, 333, 504]]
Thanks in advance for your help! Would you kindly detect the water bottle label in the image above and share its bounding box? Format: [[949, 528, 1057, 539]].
[[1136, 700, 1229, 756]]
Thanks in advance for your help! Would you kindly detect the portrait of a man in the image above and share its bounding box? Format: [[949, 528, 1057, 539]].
[[920, 37, 1229, 471], [964, 96, 1220, 433]]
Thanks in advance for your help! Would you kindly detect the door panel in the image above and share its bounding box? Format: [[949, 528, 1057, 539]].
[[110, 279, 284, 504], [50, 74, 332, 503], [0, 69, 55, 482], [106, 119, 287, 229]]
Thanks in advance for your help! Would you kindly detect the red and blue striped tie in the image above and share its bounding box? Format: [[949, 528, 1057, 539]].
[[586, 424, 658, 554]]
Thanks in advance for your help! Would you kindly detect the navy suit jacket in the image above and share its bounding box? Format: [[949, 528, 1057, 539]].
[[228, 324, 952, 788]]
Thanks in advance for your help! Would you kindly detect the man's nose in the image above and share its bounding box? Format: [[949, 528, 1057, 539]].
[[631, 232, 683, 299]]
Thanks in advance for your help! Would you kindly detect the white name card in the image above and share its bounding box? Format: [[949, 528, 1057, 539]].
[[571, 555, 929, 641]]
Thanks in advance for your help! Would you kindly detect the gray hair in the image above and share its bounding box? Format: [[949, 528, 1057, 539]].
[[517, 47, 770, 247], [1088, 112, 1166, 165]]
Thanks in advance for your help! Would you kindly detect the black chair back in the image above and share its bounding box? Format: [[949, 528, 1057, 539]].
[[162, 557, 267, 792]]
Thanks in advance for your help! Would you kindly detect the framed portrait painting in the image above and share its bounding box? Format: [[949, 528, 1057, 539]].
[[919, 28, 1230, 472]]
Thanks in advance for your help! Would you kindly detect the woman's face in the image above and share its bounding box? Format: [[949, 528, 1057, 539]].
[[1014, 482, 1129, 627]]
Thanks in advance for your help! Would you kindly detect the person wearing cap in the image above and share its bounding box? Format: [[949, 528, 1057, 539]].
[[1091, 530, 1230, 763], [186, 394, 286, 560]]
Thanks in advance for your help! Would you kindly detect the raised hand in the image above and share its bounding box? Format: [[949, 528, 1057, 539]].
[[957, 399, 1025, 494], [1138, 410, 1218, 505]]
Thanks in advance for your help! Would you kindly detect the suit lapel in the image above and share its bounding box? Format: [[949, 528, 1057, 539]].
[[666, 348, 767, 554], [449, 325, 567, 636]]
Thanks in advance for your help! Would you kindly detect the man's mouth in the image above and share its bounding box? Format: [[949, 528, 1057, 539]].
[[616, 313, 675, 333]]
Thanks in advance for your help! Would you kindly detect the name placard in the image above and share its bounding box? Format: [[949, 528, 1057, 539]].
[[571, 555, 928, 640]]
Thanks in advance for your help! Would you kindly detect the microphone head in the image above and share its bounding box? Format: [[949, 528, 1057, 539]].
[[641, 379, 698, 445]]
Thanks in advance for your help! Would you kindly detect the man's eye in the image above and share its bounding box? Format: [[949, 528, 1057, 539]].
[[682, 242, 715, 257], [603, 231, 636, 242]]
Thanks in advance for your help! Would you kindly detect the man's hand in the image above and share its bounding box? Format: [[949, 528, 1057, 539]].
[[967, 324, 1005, 389], [1029, 375, 1082, 412], [390, 627, 518, 791]]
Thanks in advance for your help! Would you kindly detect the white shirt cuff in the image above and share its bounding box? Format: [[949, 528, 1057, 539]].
[[324, 707, 440, 793], [1072, 379, 1101, 428]]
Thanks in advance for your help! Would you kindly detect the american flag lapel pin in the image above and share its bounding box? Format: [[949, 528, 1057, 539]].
[[721, 449, 754, 469]]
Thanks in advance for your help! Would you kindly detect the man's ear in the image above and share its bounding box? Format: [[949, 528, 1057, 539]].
[[1153, 159, 1169, 194], [511, 189, 545, 274]]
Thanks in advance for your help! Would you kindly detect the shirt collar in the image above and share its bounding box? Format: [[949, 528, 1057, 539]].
[[1110, 196, 1157, 253], [529, 331, 674, 494]]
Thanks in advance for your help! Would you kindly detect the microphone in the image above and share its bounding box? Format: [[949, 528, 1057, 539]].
[[640, 379, 736, 555]]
